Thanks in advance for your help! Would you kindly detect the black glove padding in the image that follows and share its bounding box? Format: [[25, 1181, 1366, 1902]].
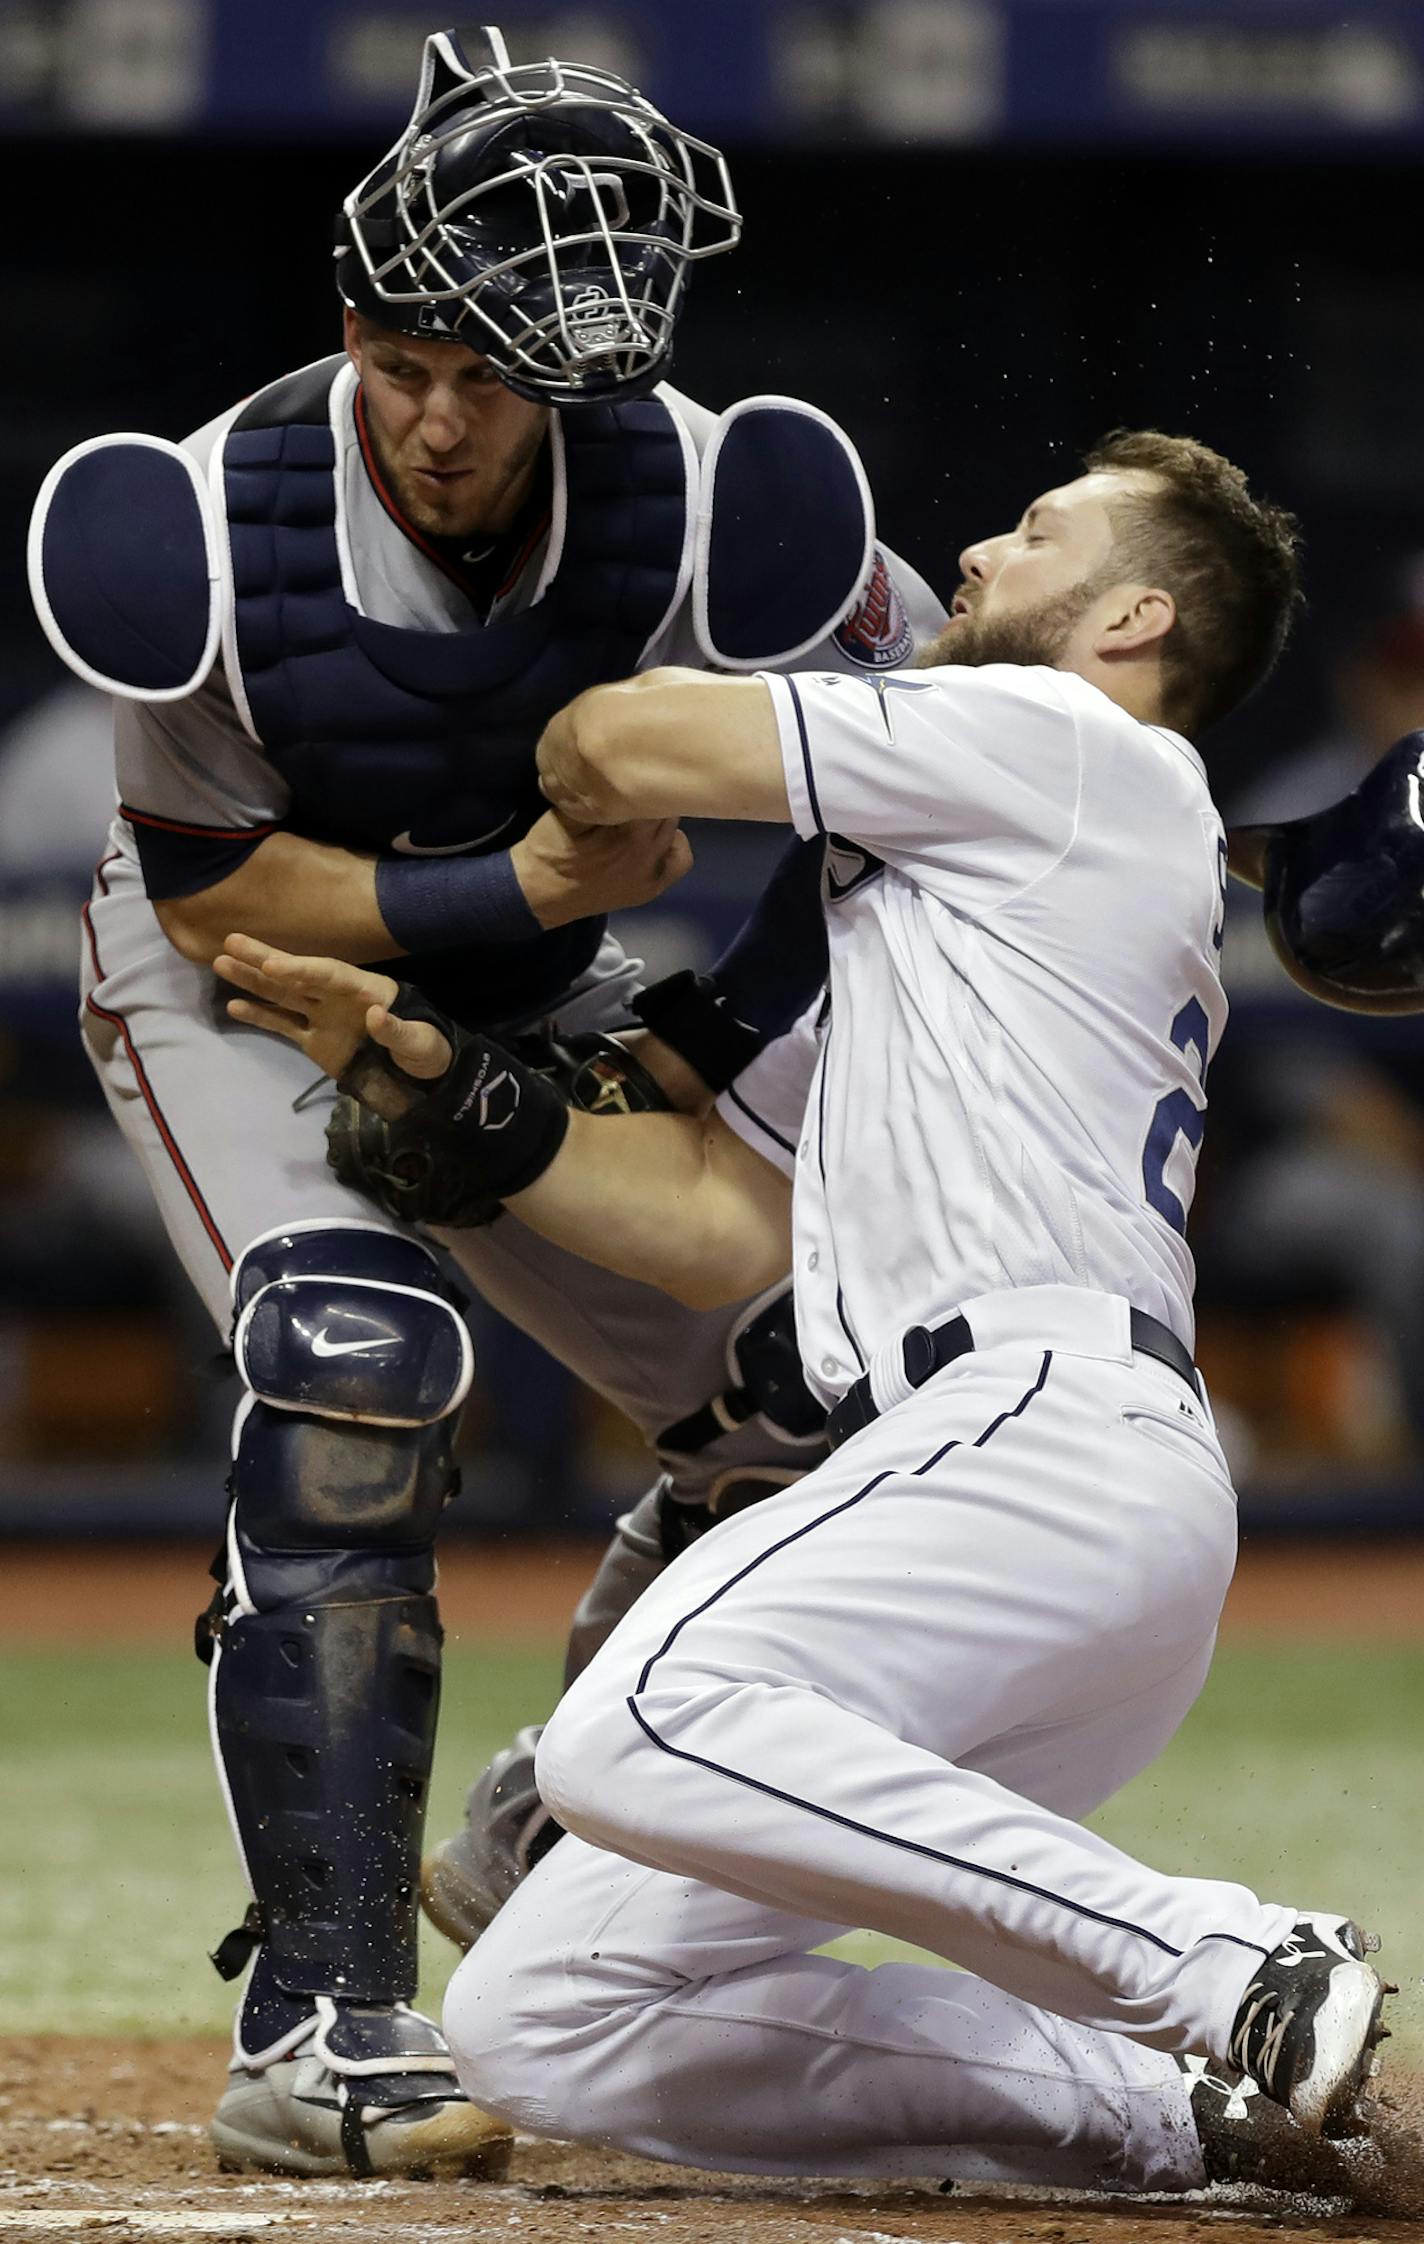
[[325, 984, 507, 1226], [327, 986, 669, 1230], [325, 1091, 507, 1229]]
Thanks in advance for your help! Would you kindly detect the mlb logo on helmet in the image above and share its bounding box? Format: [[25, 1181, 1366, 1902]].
[[833, 550, 914, 668]]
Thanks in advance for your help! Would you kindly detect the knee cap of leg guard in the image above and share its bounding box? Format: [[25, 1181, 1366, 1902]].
[[233, 1218, 453, 1314], [232, 1222, 471, 1427]]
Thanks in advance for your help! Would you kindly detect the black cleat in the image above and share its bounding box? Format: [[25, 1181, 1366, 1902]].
[[1224, 1915, 1389, 2137], [1185, 2057, 1378, 2195]]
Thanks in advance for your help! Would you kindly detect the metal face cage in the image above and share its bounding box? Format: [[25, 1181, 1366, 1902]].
[[338, 27, 741, 406]]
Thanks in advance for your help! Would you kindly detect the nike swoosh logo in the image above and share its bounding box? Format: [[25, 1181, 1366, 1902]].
[[389, 814, 518, 857], [310, 1329, 399, 1359]]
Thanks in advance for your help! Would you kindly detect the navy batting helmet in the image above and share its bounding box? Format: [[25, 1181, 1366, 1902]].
[[334, 26, 740, 408], [1231, 729, 1424, 1014]]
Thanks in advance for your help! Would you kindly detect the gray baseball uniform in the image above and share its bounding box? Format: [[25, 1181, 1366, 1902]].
[[83, 371, 943, 1477]]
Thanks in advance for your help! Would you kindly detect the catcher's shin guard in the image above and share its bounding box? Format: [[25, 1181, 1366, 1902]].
[[206, 1222, 472, 2015], [212, 1593, 441, 2000]]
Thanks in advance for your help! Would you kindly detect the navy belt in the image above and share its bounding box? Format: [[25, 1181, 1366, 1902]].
[[825, 1305, 1196, 1452]]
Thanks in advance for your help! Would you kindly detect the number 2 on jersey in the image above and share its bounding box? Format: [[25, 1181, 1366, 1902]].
[[1143, 828, 1226, 1237], [1142, 998, 1210, 1237]]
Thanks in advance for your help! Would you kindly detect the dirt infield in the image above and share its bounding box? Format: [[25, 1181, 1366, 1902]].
[[6, 1541, 1424, 2237], [6, 2035, 1424, 2243], [3, 1535, 1423, 1648]]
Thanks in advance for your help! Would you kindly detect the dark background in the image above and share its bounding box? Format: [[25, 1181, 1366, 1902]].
[[3, 23, 1424, 1537], [4, 137, 1422, 762]]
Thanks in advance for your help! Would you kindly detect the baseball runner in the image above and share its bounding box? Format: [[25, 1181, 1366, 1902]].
[[27, 25, 942, 2180], [218, 429, 1394, 2195]]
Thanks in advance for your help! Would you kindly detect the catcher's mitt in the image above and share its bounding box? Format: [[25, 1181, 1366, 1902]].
[[326, 1025, 670, 1229]]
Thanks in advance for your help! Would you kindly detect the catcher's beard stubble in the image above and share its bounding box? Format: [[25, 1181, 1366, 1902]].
[[917, 577, 1111, 672]]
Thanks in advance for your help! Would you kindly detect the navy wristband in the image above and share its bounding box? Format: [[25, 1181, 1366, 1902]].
[[375, 847, 541, 955]]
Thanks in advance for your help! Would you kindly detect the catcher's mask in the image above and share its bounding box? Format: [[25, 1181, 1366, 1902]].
[[334, 24, 740, 408], [1231, 728, 1424, 1014]]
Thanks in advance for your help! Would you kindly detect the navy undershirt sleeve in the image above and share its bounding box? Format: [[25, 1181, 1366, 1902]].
[[708, 835, 829, 1043]]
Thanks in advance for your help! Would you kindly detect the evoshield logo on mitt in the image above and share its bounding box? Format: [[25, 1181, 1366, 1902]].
[[833, 550, 914, 669], [452, 1053, 521, 1132]]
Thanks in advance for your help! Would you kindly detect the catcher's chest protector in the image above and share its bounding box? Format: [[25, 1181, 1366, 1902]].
[[221, 357, 695, 857]]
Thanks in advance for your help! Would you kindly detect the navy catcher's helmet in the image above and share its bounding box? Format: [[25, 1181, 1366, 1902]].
[[334, 25, 740, 408], [1231, 729, 1424, 1013]]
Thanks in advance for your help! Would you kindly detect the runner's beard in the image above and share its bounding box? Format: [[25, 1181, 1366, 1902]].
[[917, 580, 1108, 671]]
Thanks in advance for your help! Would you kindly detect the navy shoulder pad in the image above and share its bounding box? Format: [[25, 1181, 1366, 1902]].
[[231, 355, 344, 434], [29, 434, 222, 700], [693, 396, 873, 670]]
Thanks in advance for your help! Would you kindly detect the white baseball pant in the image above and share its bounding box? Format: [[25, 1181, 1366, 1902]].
[[446, 1290, 1297, 2186]]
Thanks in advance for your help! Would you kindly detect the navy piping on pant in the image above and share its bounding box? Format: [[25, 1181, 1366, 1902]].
[[626, 1349, 1267, 1968]]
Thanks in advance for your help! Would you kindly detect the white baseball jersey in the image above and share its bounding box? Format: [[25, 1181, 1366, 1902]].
[[448, 660, 1296, 2193], [720, 663, 1228, 1400]]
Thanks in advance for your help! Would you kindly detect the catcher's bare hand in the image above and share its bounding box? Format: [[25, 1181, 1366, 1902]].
[[510, 806, 691, 930], [214, 935, 453, 1082]]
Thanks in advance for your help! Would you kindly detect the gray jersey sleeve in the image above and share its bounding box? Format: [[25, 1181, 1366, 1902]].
[[114, 679, 292, 896]]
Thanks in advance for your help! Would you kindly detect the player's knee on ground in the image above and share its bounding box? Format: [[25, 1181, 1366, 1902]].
[[444, 1851, 688, 2147], [442, 1930, 566, 2132], [443, 1887, 635, 2139]]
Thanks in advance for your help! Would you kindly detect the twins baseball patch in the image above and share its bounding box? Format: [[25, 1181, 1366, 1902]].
[[833, 549, 915, 669]]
